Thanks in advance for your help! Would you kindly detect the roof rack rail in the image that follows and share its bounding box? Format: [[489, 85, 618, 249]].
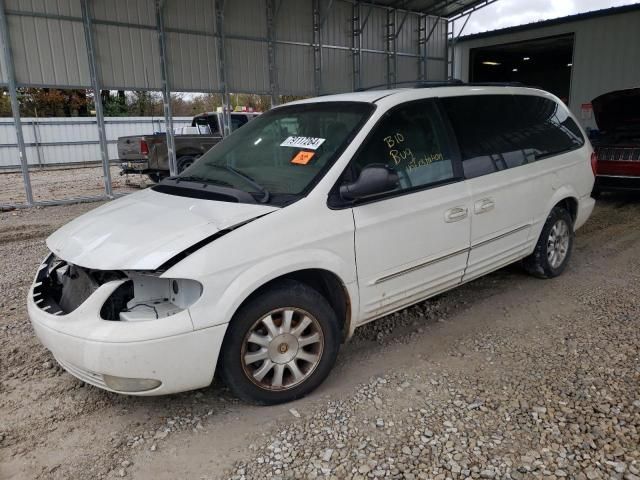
[[465, 81, 527, 87], [355, 79, 464, 92], [355, 79, 530, 92]]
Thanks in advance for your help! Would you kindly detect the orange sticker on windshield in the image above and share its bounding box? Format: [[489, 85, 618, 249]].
[[291, 151, 315, 165]]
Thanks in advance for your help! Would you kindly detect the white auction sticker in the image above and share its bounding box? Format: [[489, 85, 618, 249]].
[[280, 136, 326, 150]]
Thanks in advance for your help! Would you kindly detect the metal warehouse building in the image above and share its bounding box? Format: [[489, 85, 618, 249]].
[[453, 4, 640, 131], [0, 0, 495, 207]]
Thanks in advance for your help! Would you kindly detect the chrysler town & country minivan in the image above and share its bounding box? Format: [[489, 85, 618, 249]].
[[28, 86, 595, 404]]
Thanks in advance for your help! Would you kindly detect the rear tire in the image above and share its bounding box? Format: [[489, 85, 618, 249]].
[[177, 155, 198, 173], [220, 280, 340, 405], [523, 206, 574, 279]]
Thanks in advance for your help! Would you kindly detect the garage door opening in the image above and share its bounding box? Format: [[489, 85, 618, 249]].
[[469, 34, 574, 104]]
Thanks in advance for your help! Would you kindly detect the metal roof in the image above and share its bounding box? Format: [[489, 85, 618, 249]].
[[365, 0, 495, 18], [1, 0, 482, 208], [458, 3, 640, 41]]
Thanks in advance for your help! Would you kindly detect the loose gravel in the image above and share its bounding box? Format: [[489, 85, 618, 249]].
[[0, 165, 152, 205], [0, 193, 639, 480]]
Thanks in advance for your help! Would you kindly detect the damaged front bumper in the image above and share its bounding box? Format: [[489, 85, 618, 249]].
[[27, 254, 227, 395]]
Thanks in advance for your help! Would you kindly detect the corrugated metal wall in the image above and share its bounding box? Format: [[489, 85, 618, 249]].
[[426, 16, 447, 80], [6, 12, 90, 87], [0, 0, 450, 206], [6, 0, 82, 17], [453, 9, 640, 129], [0, 0, 448, 94], [0, 116, 192, 168]]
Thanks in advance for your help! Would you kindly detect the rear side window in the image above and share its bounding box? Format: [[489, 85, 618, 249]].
[[350, 100, 457, 193], [441, 94, 585, 179], [230, 115, 249, 131], [193, 115, 220, 135]]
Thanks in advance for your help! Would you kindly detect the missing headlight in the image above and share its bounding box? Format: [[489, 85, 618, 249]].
[[100, 280, 134, 320], [100, 273, 202, 322]]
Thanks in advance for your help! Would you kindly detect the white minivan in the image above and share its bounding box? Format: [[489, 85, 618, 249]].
[[28, 86, 595, 404]]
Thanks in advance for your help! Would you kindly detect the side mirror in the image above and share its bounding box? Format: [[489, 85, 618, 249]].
[[339, 165, 399, 201]]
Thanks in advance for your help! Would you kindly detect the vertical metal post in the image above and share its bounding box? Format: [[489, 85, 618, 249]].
[[351, 1, 361, 91], [81, 0, 113, 197], [266, 0, 279, 107], [32, 120, 43, 168], [312, 0, 322, 96], [445, 18, 451, 80], [418, 15, 426, 81], [449, 24, 455, 79], [215, 0, 231, 136], [385, 8, 396, 88], [155, 0, 177, 175], [0, 0, 33, 205]]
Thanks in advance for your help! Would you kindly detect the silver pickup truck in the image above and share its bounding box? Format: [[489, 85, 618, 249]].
[[118, 111, 259, 181]]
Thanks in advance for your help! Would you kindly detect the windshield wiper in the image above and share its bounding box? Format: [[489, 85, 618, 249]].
[[210, 165, 270, 203], [173, 175, 231, 187], [174, 175, 209, 184]]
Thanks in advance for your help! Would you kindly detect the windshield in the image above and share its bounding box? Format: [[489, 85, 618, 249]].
[[172, 102, 374, 205]]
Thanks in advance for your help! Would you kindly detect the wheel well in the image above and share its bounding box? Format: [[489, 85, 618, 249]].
[[556, 197, 578, 225], [237, 269, 351, 342], [176, 151, 201, 159]]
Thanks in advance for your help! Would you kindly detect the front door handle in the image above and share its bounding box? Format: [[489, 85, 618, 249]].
[[474, 198, 495, 214], [444, 206, 468, 223]]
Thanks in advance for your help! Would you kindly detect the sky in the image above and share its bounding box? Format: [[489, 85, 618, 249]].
[[455, 0, 640, 36]]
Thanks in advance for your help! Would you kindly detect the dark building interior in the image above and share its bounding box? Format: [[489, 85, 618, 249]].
[[469, 34, 574, 103]]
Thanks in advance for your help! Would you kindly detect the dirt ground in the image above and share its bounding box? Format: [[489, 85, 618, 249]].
[[0, 166, 153, 206], [1, 193, 639, 480]]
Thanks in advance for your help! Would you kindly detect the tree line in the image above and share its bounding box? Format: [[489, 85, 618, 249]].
[[0, 88, 299, 118]]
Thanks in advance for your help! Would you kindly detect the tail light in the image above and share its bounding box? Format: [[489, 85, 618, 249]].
[[140, 139, 149, 156], [590, 151, 598, 175]]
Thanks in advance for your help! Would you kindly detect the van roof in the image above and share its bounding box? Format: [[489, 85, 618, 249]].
[[285, 84, 552, 107]]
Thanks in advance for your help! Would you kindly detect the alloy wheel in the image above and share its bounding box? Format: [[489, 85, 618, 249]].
[[547, 219, 570, 268], [241, 308, 324, 391]]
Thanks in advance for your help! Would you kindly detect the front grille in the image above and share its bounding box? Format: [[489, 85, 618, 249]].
[[56, 357, 108, 389], [33, 255, 66, 315], [595, 146, 640, 162], [33, 254, 125, 316]]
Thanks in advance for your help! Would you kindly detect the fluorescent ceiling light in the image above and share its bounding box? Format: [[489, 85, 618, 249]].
[[512, 68, 518, 72], [567, 63, 573, 67], [482, 61, 500, 66], [523, 57, 531, 61]]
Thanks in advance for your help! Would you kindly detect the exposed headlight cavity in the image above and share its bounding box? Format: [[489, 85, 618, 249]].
[[101, 273, 202, 322]]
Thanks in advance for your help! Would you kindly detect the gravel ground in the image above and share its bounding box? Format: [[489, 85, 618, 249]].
[[0, 193, 639, 480], [0, 165, 152, 205]]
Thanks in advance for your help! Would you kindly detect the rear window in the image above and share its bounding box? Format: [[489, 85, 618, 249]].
[[441, 94, 585, 178]]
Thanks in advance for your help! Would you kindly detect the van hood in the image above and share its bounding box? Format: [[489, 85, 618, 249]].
[[592, 87, 640, 133], [47, 189, 278, 271]]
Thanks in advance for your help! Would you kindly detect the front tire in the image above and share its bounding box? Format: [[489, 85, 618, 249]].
[[523, 206, 574, 278], [220, 280, 340, 405]]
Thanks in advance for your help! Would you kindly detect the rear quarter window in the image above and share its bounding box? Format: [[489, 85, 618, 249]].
[[441, 94, 585, 179]]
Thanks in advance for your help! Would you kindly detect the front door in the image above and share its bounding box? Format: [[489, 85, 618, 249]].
[[346, 100, 472, 323]]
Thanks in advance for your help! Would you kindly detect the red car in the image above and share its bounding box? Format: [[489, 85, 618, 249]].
[[592, 88, 640, 196]]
